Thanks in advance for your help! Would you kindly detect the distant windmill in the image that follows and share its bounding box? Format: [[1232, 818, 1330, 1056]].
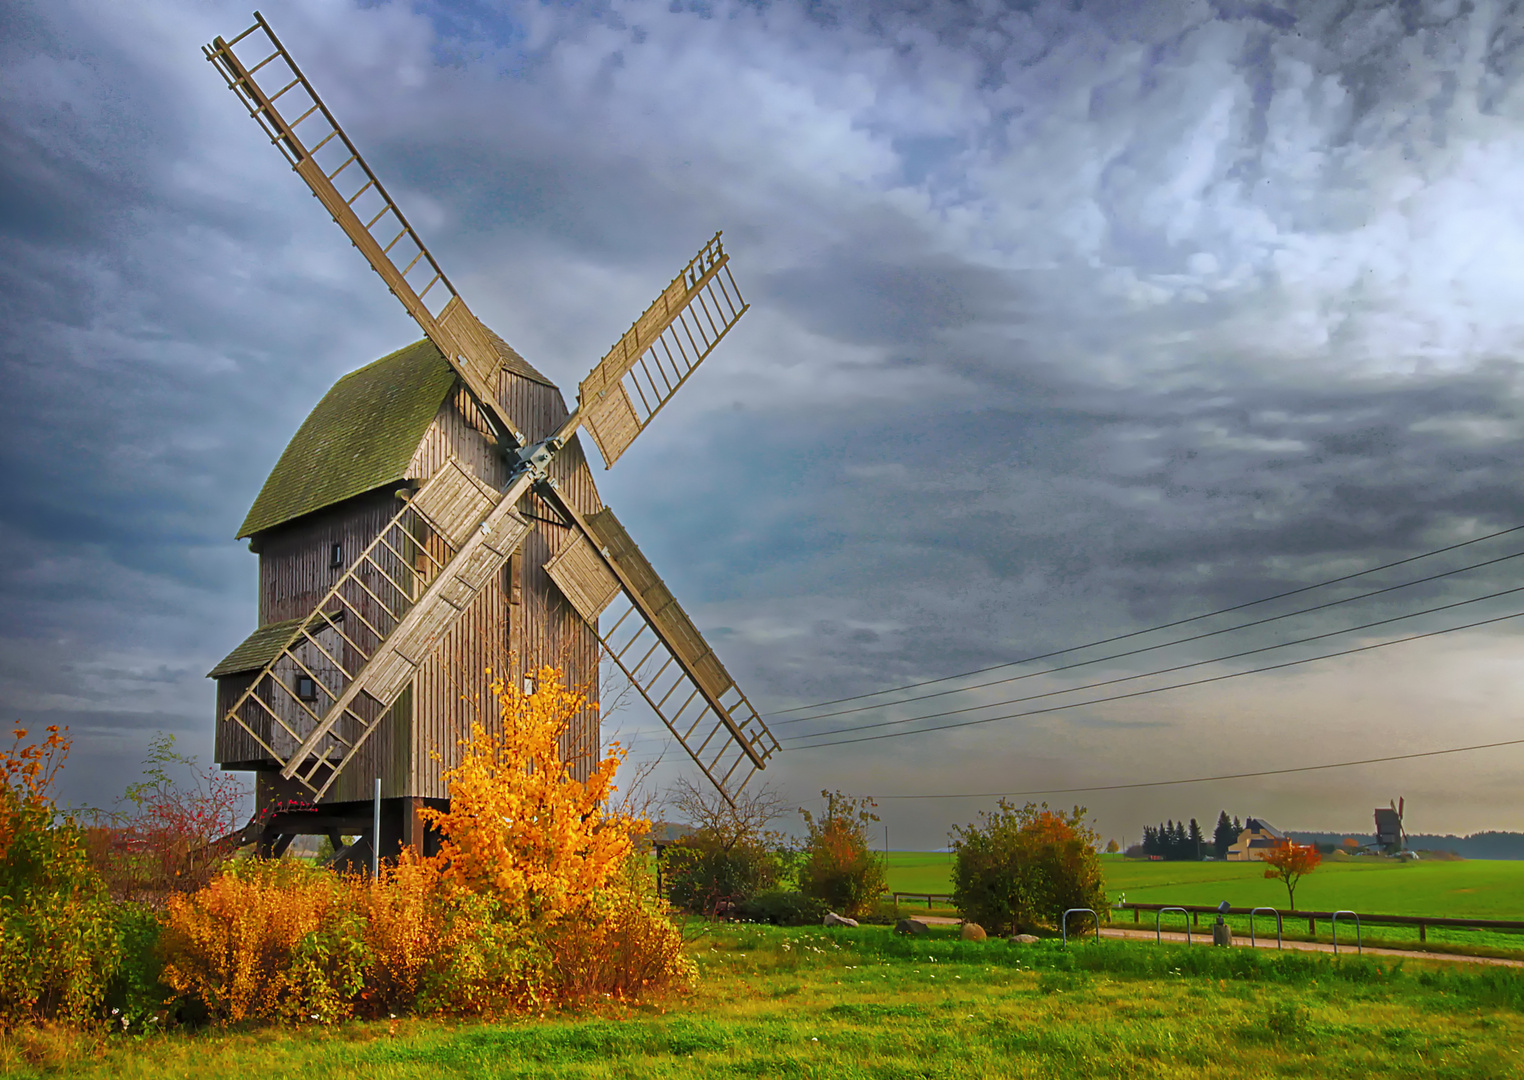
[[1373, 797, 1406, 854], [202, 13, 779, 860]]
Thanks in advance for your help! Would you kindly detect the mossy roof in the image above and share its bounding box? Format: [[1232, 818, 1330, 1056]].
[[207, 617, 303, 678], [236, 335, 555, 538]]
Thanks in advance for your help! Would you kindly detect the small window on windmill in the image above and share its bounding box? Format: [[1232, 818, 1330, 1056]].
[[523, 673, 536, 695], [330, 542, 344, 569], [296, 675, 319, 702]]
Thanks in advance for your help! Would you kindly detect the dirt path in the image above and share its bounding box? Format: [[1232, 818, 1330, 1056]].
[[1098, 925, 1524, 967], [899, 916, 1523, 967]]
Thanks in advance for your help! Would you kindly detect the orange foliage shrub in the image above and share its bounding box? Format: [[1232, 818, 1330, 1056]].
[[346, 852, 442, 1016], [420, 665, 642, 923], [161, 666, 691, 1025], [158, 860, 362, 1024], [551, 884, 696, 1003], [798, 790, 886, 918], [950, 800, 1107, 936]]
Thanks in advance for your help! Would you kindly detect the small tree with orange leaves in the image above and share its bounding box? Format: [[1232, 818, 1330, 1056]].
[[1261, 839, 1321, 910], [0, 726, 122, 1028], [798, 790, 886, 918], [421, 666, 643, 923]]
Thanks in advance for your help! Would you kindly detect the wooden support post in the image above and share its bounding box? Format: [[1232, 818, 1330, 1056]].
[[1308, 916, 1316, 936], [1134, 908, 1140, 924], [1419, 923, 1426, 943], [403, 796, 425, 855]]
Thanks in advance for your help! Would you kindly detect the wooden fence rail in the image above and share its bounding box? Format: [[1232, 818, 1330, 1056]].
[[889, 892, 954, 909], [1115, 902, 1524, 943]]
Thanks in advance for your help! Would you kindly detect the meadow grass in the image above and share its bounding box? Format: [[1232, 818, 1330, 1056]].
[[5, 923, 1524, 1078], [888, 852, 1524, 919], [884, 852, 1524, 957]]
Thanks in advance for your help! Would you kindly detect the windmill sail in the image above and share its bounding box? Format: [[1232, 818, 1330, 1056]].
[[578, 234, 748, 467], [544, 502, 779, 802], [203, 15, 526, 446], [221, 460, 532, 800]]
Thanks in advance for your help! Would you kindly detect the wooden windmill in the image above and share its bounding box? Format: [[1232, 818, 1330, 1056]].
[[203, 13, 778, 861]]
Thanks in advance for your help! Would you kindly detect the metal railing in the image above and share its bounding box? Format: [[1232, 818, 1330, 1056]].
[[1156, 906, 1192, 945], [1331, 910, 1362, 955], [1062, 908, 1101, 946], [1249, 907, 1284, 950]]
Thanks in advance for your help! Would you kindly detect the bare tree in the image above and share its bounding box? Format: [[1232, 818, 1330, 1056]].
[[664, 776, 791, 851]]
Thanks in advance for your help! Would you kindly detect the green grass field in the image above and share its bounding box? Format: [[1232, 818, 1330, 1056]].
[[884, 852, 1524, 955], [10, 923, 1523, 1079], [886, 852, 1524, 917]]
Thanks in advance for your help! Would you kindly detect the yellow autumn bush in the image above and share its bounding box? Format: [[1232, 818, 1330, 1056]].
[[347, 851, 443, 1017], [551, 871, 697, 1004], [158, 859, 362, 1024], [160, 665, 692, 1024]]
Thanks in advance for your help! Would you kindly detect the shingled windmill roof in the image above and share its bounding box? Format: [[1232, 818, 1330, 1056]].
[[237, 334, 554, 539]]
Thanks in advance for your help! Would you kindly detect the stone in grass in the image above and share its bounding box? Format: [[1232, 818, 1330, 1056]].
[[895, 918, 930, 936], [1007, 933, 1039, 944], [824, 912, 859, 928], [960, 923, 987, 942]]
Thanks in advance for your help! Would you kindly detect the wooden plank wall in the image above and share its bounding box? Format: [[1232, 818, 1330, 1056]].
[[214, 671, 261, 767], [220, 360, 605, 803], [400, 370, 604, 798], [256, 493, 400, 624]]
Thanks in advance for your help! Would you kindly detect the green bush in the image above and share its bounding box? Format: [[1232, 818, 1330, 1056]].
[[103, 904, 170, 1033], [950, 800, 1106, 937], [734, 890, 829, 926], [0, 727, 123, 1029], [663, 832, 785, 915], [797, 791, 887, 919]]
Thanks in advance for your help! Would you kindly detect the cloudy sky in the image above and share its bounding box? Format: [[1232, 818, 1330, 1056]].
[[6, 0, 1524, 849]]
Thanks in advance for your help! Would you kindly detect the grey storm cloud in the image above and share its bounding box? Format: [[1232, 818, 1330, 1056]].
[[3, 0, 1524, 844]]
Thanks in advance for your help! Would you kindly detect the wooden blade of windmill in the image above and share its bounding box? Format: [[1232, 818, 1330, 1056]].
[[574, 233, 749, 468], [203, 14, 527, 447], [219, 459, 535, 801], [540, 491, 779, 804]]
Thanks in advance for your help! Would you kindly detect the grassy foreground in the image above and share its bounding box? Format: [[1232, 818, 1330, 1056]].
[[6, 922, 1524, 1079]]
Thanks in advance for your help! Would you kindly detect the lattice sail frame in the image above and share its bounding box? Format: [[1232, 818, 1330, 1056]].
[[203, 14, 527, 445], [221, 460, 532, 800], [545, 513, 779, 796], [578, 234, 748, 468]]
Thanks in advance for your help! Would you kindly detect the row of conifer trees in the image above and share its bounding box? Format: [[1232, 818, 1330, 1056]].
[[1138, 811, 1247, 860]]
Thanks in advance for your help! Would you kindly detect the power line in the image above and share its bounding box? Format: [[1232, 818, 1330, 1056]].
[[768, 521, 1524, 718], [785, 583, 1524, 743], [785, 605, 1524, 750], [864, 737, 1524, 799], [772, 547, 1524, 728]]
